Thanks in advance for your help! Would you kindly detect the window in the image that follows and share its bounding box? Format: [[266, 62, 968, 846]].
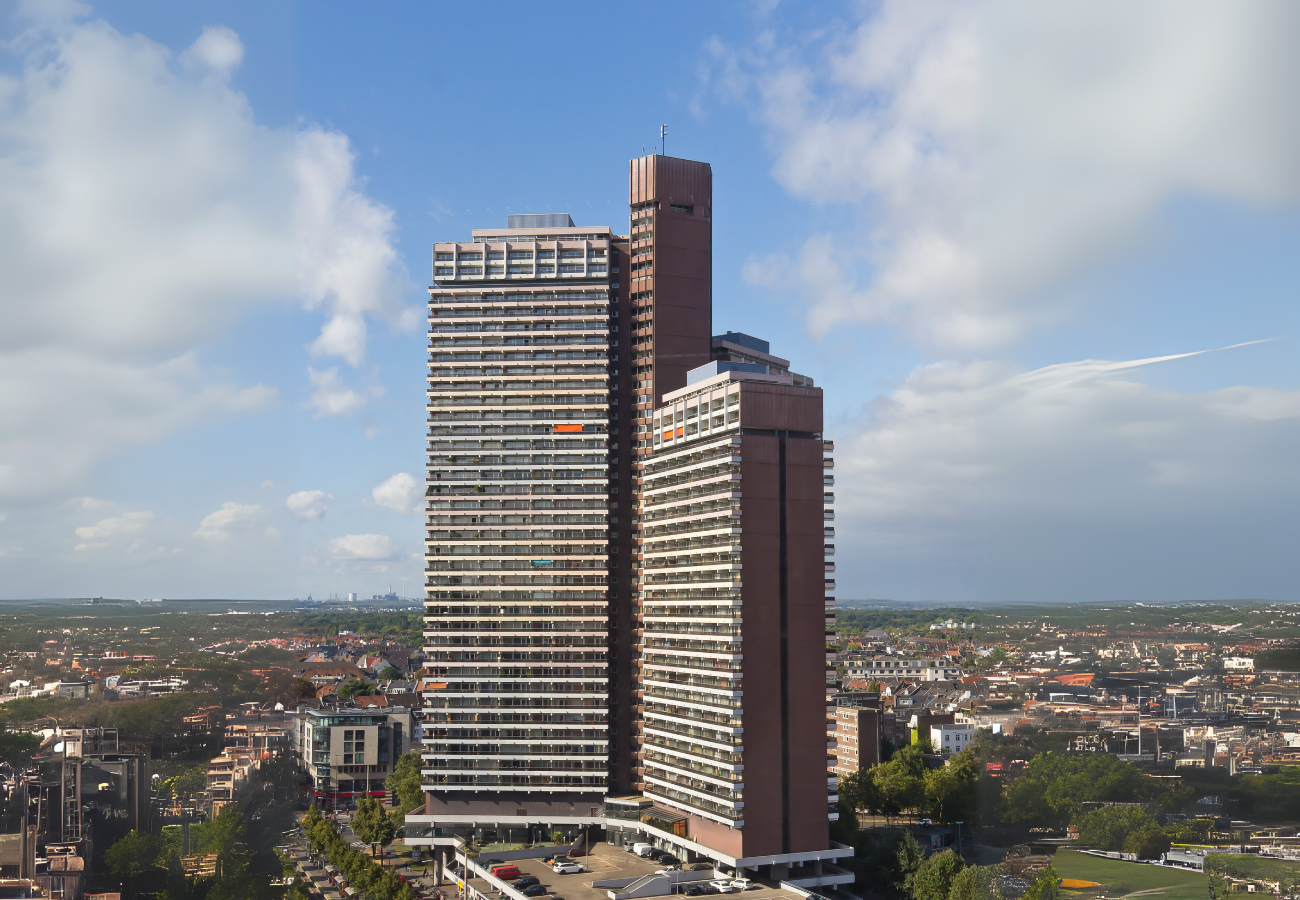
[[488, 252, 504, 260], [508, 251, 533, 260], [436, 252, 454, 261], [508, 266, 531, 274], [536, 266, 555, 274], [435, 268, 453, 277], [670, 203, 693, 214], [588, 265, 607, 273], [559, 265, 583, 273], [589, 248, 606, 258], [560, 250, 584, 259], [537, 250, 555, 260], [458, 267, 482, 275], [459, 252, 483, 261]]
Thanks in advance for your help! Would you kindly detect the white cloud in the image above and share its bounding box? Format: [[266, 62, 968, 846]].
[[73, 509, 152, 551], [193, 502, 276, 541], [178, 25, 243, 80], [286, 490, 334, 521], [326, 533, 400, 561], [834, 348, 1300, 602], [297, 125, 420, 368], [715, 0, 1300, 350], [305, 366, 382, 418], [260, 480, 275, 490], [365, 472, 421, 515], [0, 14, 417, 502]]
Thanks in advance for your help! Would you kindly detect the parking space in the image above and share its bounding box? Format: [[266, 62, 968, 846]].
[[452, 844, 798, 900]]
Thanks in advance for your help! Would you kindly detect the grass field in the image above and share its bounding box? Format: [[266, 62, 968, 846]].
[[1053, 850, 1208, 900]]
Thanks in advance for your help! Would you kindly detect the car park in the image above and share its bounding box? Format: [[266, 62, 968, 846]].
[[553, 863, 585, 875], [631, 843, 654, 858], [521, 885, 548, 897], [685, 886, 713, 896]]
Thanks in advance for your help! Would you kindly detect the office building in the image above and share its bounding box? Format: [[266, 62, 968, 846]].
[[411, 157, 850, 886]]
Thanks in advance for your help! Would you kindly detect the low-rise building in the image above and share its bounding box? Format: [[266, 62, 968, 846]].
[[290, 705, 413, 809], [930, 722, 975, 754]]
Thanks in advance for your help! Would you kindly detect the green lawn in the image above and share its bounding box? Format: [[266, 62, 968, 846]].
[[1053, 850, 1208, 900]]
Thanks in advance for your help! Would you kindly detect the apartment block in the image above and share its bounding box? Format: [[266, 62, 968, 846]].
[[412, 158, 851, 887], [291, 706, 413, 807], [631, 346, 835, 860], [418, 216, 618, 830], [833, 703, 882, 776]]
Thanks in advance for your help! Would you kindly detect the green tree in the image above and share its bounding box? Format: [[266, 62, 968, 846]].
[[337, 679, 376, 699], [948, 865, 999, 900], [203, 805, 255, 899], [895, 832, 927, 898], [0, 731, 42, 771], [911, 849, 964, 900], [104, 830, 158, 899], [386, 750, 425, 818], [352, 796, 397, 855], [1073, 805, 1157, 851], [1001, 753, 1154, 828], [874, 744, 928, 819], [376, 666, 403, 681], [1021, 866, 1059, 900], [1124, 823, 1171, 860], [924, 748, 979, 823]]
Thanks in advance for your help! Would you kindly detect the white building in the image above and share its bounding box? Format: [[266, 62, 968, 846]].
[[1223, 657, 1254, 672], [846, 656, 962, 682], [930, 723, 976, 754]]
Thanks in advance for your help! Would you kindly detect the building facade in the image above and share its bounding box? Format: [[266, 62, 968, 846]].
[[833, 703, 882, 776], [411, 157, 850, 886], [291, 707, 412, 808]]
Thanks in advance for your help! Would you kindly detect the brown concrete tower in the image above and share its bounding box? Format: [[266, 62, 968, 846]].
[[627, 155, 713, 451]]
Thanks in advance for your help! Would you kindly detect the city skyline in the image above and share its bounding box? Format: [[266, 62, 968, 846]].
[[1, 1, 1298, 605]]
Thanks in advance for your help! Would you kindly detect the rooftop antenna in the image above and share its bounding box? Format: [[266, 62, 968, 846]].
[[660, 124, 667, 156]]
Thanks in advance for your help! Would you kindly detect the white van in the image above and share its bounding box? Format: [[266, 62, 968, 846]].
[[632, 843, 654, 858]]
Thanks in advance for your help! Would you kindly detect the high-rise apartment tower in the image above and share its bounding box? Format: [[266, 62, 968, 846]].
[[409, 160, 851, 890]]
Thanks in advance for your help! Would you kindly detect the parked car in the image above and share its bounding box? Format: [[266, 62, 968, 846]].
[[690, 864, 715, 872], [520, 885, 548, 897], [631, 843, 654, 858], [482, 859, 505, 868], [711, 881, 738, 893], [553, 863, 585, 875], [916, 819, 934, 827], [511, 876, 541, 889], [684, 887, 710, 896], [488, 865, 521, 881], [567, 847, 587, 857], [730, 879, 753, 891]]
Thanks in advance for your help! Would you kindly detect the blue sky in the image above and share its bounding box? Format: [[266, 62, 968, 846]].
[[1, 0, 1297, 603]]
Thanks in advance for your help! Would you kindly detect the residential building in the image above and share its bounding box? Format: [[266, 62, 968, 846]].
[[845, 656, 962, 682], [930, 723, 975, 754], [412, 156, 850, 887], [291, 706, 413, 809], [833, 700, 882, 776], [632, 347, 834, 860]]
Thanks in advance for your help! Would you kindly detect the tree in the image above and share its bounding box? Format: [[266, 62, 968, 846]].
[[203, 805, 255, 899], [1073, 805, 1158, 852], [337, 679, 376, 699], [353, 796, 398, 855], [895, 832, 927, 898], [924, 748, 979, 824], [911, 849, 964, 900], [293, 677, 317, 700], [104, 830, 158, 899], [376, 666, 403, 682], [948, 865, 999, 900], [874, 744, 928, 819], [1021, 866, 1059, 900], [1001, 753, 1154, 829], [0, 731, 41, 771], [1124, 823, 1171, 860], [386, 750, 425, 818]]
